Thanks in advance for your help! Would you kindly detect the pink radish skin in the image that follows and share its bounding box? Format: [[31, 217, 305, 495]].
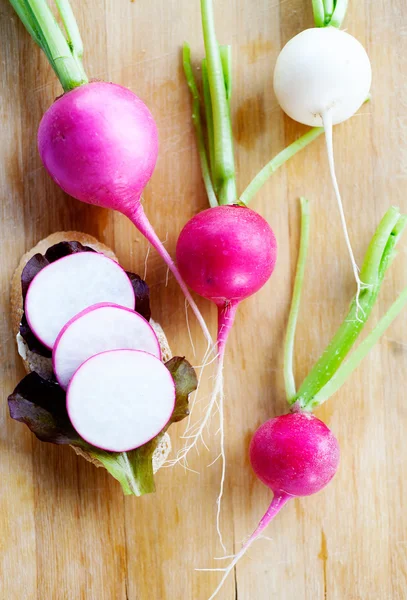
[[250, 412, 340, 496], [37, 81, 212, 346], [205, 412, 340, 599], [176, 204, 277, 357], [25, 252, 135, 350], [38, 82, 158, 211], [67, 349, 176, 453], [53, 302, 161, 390]]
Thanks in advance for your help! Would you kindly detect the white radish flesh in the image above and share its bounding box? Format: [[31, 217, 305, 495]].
[[67, 349, 175, 452], [273, 27, 372, 306], [53, 303, 161, 390], [25, 253, 135, 349]]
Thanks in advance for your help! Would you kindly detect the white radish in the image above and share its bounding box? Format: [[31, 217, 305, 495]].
[[273, 27, 372, 310], [53, 303, 161, 390], [25, 253, 135, 349], [67, 349, 175, 452]]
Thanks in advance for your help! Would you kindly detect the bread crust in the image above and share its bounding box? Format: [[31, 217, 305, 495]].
[[11, 231, 171, 474]]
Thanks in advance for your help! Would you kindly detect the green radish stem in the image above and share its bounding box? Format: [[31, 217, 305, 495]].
[[312, 284, 407, 405], [9, 0, 88, 90], [284, 197, 310, 402], [313, 0, 349, 28], [239, 128, 324, 205], [323, 0, 334, 22], [200, 0, 236, 205], [285, 204, 407, 410], [183, 45, 217, 207], [312, 0, 326, 27], [329, 0, 349, 28], [219, 45, 232, 105]]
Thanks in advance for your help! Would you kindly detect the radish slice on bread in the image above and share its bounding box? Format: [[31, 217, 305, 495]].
[[67, 349, 176, 452], [25, 253, 135, 349], [53, 303, 161, 390]]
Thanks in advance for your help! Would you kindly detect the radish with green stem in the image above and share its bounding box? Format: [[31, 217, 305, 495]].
[[273, 0, 372, 312], [172, 0, 338, 548], [6, 0, 212, 347], [200, 199, 407, 598]]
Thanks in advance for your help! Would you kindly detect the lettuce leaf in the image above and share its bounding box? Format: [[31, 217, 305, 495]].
[[8, 357, 197, 496], [19, 241, 151, 358]]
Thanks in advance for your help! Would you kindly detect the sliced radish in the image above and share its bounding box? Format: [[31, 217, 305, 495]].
[[53, 303, 161, 390], [67, 349, 175, 452], [25, 253, 135, 349]]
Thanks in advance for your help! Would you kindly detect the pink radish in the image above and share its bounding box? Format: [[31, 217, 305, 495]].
[[202, 200, 407, 597], [202, 412, 340, 600], [53, 303, 161, 390], [25, 253, 135, 349], [67, 349, 175, 452], [7, 0, 212, 347], [273, 4, 372, 311], [174, 0, 283, 549]]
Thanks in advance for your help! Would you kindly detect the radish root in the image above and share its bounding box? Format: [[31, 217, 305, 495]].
[[322, 109, 371, 319], [197, 494, 291, 599]]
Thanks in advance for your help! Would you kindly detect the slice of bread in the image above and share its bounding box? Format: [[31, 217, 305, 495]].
[[11, 231, 171, 473]]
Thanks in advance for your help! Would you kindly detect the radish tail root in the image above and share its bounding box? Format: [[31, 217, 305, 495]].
[[198, 493, 291, 600], [214, 301, 238, 550], [165, 303, 238, 549], [322, 110, 367, 320], [126, 203, 214, 350]]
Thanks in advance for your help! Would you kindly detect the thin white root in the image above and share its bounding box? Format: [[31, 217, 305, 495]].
[[196, 536, 259, 600], [143, 244, 151, 281], [215, 366, 226, 552], [165, 351, 228, 551], [185, 298, 197, 358], [323, 110, 366, 320], [165, 350, 221, 467]]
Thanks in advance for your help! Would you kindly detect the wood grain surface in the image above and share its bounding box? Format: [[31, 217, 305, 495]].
[[0, 1, 406, 598]]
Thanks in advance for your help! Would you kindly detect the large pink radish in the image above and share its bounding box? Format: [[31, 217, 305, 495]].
[[7, 1, 212, 348], [53, 303, 161, 390], [67, 349, 175, 452], [25, 253, 135, 349]]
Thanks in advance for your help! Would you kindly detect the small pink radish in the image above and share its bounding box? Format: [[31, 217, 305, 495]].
[[67, 349, 175, 452], [53, 303, 161, 390], [202, 412, 339, 599], [25, 253, 135, 349], [7, 0, 212, 347]]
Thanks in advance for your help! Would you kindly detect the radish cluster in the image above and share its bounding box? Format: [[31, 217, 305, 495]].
[[24, 249, 175, 453]]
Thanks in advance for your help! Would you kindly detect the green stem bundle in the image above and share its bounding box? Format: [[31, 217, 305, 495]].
[[200, 0, 236, 205], [284, 201, 407, 412], [312, 0, 349, 28], [8, 0, 88, 91], [183, 0, 326, 209]]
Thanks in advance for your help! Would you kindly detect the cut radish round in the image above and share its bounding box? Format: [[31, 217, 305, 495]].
[[53, 303, 161, 390], [25, 253, 135, 349], [67, 349, 175, 452]]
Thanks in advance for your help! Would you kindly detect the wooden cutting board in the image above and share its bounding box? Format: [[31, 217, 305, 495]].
[[0, 1, 406, 598]]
